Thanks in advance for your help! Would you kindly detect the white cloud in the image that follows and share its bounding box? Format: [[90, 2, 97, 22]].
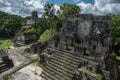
[[0, 0, 119, 16], [0, 0, 46, 17], [77, 0, 120, 15], [54, 5, 60, 11]]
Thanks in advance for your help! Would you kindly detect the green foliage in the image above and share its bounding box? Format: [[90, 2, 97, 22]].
[[36, 18, 51, 37], [36, 16, 62, 39], [0, 40, 14, 50], [0, 11, 26, 38], [24, 27, 36, 33], [59, 3, 81, 20], [39, 29, 57, 42], [35, 3, 81, 43], [108, 14, 120, 55], [42, 2, 56, 18]]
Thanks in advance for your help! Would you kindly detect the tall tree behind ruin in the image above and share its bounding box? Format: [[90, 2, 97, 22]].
[[58, 3, 81, 20]]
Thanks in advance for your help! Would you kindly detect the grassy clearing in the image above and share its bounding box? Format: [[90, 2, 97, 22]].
[[0, 40, 14, 50]]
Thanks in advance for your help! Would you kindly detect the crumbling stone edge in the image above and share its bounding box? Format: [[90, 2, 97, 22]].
[[2, 58, 38, 80]]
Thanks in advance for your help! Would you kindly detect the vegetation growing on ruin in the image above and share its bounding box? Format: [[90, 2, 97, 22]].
[[24, 27, 36, 33], [37, 3, 81, 43], [0, 40, 13, 50], [39, 29, 57, 42]]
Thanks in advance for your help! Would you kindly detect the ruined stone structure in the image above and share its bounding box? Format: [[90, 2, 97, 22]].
[[13, 11, 38, 45], [40, 14, 112, 80], [0, 50, 14, 73], [27, 11, 38, 27]]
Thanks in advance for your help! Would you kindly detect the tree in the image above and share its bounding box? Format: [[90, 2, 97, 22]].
[[36, 18, 51, 38], [42, 2, 57, 35], [0, 11, 25, 38], [42, 2, 56, 18], [38, 3, 81, 42], [58, 3, 81, 20], [108, 14, 120, 56]]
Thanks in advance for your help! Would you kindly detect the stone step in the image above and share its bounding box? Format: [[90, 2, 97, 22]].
[[42, 66, 55, 80], [0, 67, 10, 73], [40, 73, 52, 80], [51, 48, 98, 62], [45, 66, 68, 80], [54, 51, 81, 62], [41, 49, 82, 80], [55, 48, 98, 64], [44, 66, 55, 76], [0, 63, 6, 67], [0, 63, 10, 73], [42, 70, 56, 80], [50, 59, 77, 72], [46, 62, 73, 79], [53, 52, 80, 65], [53, 51, 80, 64], [58, 49, 80, 57], [0, 64, 8, 69], [54, 49, 97, 65], [49, 60, 75, 74], [51, 55, 78, 69]]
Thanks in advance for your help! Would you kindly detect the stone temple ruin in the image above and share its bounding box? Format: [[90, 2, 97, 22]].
[[0, 50, 14, 73], [39, 14, 112, 80], [13, 11, 38, 46]]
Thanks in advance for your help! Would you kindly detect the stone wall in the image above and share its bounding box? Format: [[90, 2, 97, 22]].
[[48, 14, 111, 60]]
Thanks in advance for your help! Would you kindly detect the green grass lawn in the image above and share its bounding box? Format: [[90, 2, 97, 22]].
[[0, 40, 14, 50]]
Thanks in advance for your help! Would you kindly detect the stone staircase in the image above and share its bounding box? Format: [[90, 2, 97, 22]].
[[0, 62, 11, 73], [0, 50, 14, 73], [40, 49, 82, 80], [12, 27, 25, 42]]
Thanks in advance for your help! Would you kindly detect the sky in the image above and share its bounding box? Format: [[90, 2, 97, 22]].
[[48, 0, 94, 5], [0, 0, 120, 17]]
